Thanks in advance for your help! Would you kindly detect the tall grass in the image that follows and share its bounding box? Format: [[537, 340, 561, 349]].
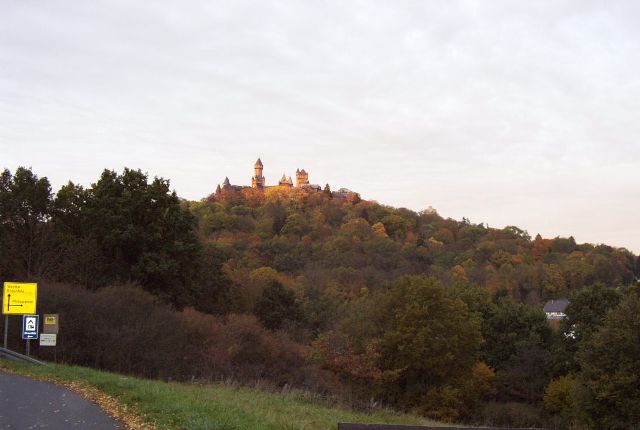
[[1, 359, 454, 430]]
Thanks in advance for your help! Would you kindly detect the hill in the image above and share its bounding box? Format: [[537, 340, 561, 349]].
[[1, 166, 639, 429], [190, 184, 637, 314]]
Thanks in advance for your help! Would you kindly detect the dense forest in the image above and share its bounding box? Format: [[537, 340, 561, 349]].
[[1, 166, 639, 429]]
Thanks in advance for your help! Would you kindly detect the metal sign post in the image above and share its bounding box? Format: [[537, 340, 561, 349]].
[[2, 282, 38, 352], [22, 314, 39, 356], [3, 315, 7, 348], [41, 313, 60, 360]]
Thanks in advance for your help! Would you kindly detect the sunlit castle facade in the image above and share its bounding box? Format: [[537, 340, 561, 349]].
[[217, 158, 325, 193], [251, 158, 266, 189], [295, 168, 309, 187]]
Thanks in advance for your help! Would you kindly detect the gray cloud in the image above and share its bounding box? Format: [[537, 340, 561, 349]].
[[1, 0, 639, 252]]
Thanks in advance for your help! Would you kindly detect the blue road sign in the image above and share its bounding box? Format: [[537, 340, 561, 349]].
[[22, 314, 39, 340]]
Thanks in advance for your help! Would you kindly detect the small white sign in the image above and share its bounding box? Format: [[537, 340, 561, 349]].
[[39, 333, 57, 346]]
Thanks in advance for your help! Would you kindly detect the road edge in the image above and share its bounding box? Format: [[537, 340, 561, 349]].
[[0, 361, 156, 430]]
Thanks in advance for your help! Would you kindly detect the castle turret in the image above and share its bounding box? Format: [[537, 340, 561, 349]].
[[222, 177, 231, 190], [251, 158, 265, 189], [279, 173, 293, 187], [295, 168, 309, 187]]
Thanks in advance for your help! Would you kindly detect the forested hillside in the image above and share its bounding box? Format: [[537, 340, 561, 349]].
[[192, 184, 636, 313], [1, 166, 638, 429]]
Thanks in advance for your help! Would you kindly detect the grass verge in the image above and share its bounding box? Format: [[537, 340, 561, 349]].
[[0, 359, 452, 430]]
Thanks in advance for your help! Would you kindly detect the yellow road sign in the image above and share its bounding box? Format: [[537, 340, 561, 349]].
[[2, 282, 37, 315], [43, 313, 59, 334]]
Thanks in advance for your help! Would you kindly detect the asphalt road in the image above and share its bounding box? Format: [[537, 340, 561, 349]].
[[0, 371, 120, 429]]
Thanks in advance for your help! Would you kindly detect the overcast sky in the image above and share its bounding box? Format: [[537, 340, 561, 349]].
[[1, 1, 639, 253]]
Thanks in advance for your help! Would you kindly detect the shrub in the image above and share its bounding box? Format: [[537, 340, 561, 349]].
[[31, 282, 333, 392], [481, 401, 544, 428]]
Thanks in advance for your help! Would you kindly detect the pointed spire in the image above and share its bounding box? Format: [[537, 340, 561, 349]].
[[324, 183, 332, 198], [255, 158, 263, 168], [216, 184, 222, 194], [223, 177, 230, 186]]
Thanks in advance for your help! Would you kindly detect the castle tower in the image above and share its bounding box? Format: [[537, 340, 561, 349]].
[[251, 158, 265, 189], [222, 176, 231, 190], [278, 173, 293, 187], [295, 168, 309, 187]]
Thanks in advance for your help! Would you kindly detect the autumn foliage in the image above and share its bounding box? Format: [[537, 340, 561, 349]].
[[1, 166, 639, 428]]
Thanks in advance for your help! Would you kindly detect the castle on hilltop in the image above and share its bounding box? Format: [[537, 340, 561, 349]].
[[215, 158, 357, 199], [215, 158, 321, 194], [250, 158, 312, 189]]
